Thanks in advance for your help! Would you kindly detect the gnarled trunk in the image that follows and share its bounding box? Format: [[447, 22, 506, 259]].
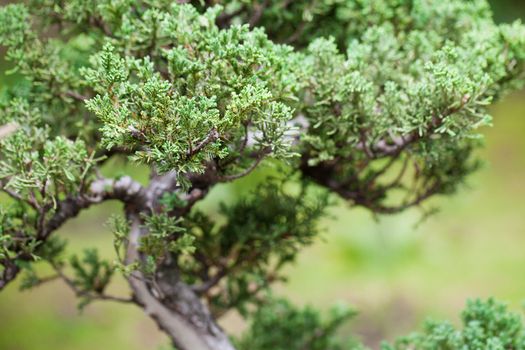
[[126, 213, 236, 350]]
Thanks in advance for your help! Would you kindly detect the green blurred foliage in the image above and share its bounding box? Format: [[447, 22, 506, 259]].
[[1, 0, 525, 349], [491, 0, 525, 22]]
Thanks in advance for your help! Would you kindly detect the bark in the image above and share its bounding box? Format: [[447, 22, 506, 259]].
[[0, 176, 148, 291], [1, 168, 236, 349], [126, 213, 236, 350], [0, 260, 19, 290]]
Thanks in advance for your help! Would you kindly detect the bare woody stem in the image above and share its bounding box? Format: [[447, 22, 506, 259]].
[[125, 212, 236, 350], [0, 176, 147, 291]]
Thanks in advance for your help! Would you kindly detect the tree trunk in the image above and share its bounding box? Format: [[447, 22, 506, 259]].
[[126, 213, 236, 350]]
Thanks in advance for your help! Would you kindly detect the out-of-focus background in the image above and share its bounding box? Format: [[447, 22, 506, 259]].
[[1, 1, 525, 349]]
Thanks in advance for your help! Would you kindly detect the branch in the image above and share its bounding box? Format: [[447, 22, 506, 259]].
[[248, 0, 269, 28], [0, 122, 20, 140], [0, 259, 20, 291], [63, 90, 88, 102], [89, 16, 113, 37], [217, 150, 267, 182], [186, 128, 219, 159], [363, 96, 470, 158], [191, 266, 228, 295], [125, 213, 236, 350], [51, 263, 134, 304], [43, 176, 147, 240], [360, 182, 441, 215], [285, 22, 307, 44], [29, 274, 61, 288], [216, 6, 246, 28], [0, 186, 36, 209], [0, 176, 147, 291]]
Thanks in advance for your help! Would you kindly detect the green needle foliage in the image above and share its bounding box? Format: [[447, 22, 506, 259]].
[[1, 1, 525, 349], [237, 298, 525, 350], [383, 299, 525, 350], [236, 297, 361, 350]]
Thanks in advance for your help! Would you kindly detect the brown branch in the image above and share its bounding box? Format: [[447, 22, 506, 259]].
[[42, 176, 147, 240], [285, 22, 307, 44], [218, 156, 264, 182], [216, 6, 246, 28], [51, 264, 133, 304], [90, 16, 113, 37], [186, 128, 219, 159], [125, 213, 236, 350], [364, 96, 471, 158], [248, 0, 269, 28], [191, 266, 228, 295], [0, 176, 148, 291], [0, 259, 20, 291], [0, 122, 20, 140], [382, 156, 410, 191], [361, 182, 441, 215], [217, 147, 271, 182], [29, 274, 61, 288], [63, 90, 88, 102], [0, 179, 40, 210]]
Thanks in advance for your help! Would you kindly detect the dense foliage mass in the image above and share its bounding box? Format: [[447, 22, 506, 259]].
[[239, 298, 525, 350], [1, 1, 525, 349]]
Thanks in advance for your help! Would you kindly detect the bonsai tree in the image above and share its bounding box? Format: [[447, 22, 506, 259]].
[[1, 1, 525, 349]]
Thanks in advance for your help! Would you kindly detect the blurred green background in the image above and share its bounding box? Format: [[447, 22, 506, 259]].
[[1, 1, 525, 349]]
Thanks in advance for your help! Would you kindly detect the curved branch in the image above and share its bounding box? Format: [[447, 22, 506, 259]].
[[125, 213, 236, 350], [362, 97, 470, 158], [0, 176, 147, 291], [0, 259, 20, 291], [248, 0, 269, 28], [187, 129, 219, 159], [43, 176, 147, 239]]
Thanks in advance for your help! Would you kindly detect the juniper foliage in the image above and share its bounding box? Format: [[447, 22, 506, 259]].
[[1, 1, 525, 349], [238, 298, 525, 350], [383, 298, 525, 350]]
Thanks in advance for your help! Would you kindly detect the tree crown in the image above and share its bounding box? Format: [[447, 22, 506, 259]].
[[1, 1, 525, 349]]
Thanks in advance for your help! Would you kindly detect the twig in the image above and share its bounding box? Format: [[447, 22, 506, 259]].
[[191, 267, 228, 294], [51, 264, 134, 304], [217, 150, 268, 182], [63, 91, 88, 102], [186, 128, 219, 159], [249, 0, 269, 28], [0, 180, 40, 210], [0, 122, 20, 139]]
